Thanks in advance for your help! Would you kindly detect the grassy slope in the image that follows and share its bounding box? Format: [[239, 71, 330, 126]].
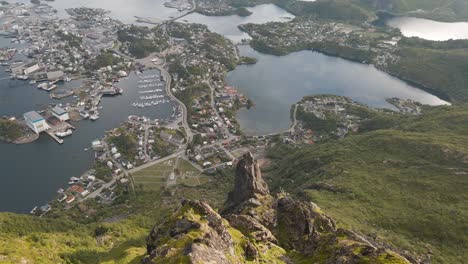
[[354, 0, 468, 22], [0, 213, 148, 263], [266, 104, 468, 263], [387, 46, 468, 102], [0, 170, 234, 263]]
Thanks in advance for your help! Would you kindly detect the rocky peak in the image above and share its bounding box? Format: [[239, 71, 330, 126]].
[[227, 152, 269, 206], [143, 155, 414, 264]]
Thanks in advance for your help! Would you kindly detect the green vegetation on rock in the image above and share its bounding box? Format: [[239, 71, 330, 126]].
[[0, 119, 22, 142], [266, 103, 468, 263]]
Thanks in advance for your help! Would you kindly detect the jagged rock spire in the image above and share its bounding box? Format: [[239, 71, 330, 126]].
[[226, 152, 269, 206]]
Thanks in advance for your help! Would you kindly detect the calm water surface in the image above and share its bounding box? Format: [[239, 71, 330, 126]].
[[0, 64, 173, 212], [7, 0, 181, 23], [386, 17, 468, 41], [0, 1, 296, 212], [227, 46, 449, 135], [179, 4, 294, 42], [0, 1, 453, 212]]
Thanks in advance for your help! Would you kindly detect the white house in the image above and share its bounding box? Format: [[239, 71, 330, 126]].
[[24, 111, 49, 134], [51, 106, 69, 121]]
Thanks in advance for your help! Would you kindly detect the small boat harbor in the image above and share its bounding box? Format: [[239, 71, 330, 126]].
[[132, 74, 169, 108], [25, 70, 179, 215]]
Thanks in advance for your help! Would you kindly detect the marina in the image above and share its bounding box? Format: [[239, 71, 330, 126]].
[[0, 63, 174, 212]]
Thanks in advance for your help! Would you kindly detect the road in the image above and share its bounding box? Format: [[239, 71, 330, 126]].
[[127, 149, 185, 174], [157, 64, 193, 143], [290, 104, 298, 133]]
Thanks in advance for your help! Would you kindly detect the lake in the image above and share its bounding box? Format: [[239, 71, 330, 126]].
[[385, 17, 468, 41], [227, 46, 449, 135], [178, 4, 294, 42]]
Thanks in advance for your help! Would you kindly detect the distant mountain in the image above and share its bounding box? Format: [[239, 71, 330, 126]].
[[355, 0, 468, 22]]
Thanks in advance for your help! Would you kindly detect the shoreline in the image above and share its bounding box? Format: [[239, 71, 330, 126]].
[[242, 41, 453, 105]]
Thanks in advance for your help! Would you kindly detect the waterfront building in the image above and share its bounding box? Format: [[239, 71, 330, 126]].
[[11, 61, 40, 76], [24, 111, 49, 134], [46, 70, 64, 81], [51, 106, 70, 121]]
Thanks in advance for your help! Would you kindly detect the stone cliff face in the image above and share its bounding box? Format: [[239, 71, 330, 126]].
[[143, 153, 414, 264], [227, 152, 269, 205]]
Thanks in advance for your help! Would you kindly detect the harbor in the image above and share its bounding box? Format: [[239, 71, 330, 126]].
[[0, 62, 175, 212]]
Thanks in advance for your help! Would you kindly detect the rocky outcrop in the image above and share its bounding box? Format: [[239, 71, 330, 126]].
[[275, 192, 336, 255], [225, 214, 277, 244], [223, 152, 277, 228], [143, 199, 287, 264], [226, 152, 269, 206], [143, 153, 414, 264], [144, 199, 236, 264]]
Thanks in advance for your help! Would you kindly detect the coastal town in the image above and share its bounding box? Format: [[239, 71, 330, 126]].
[[0, 1, 429, 216], [0, 1, 255, 215], [239, 17, 402, 67]]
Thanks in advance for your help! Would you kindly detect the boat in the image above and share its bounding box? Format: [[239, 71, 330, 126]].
[[55, 129, 73, 138], [79, 111, 90, 119], [37, 83, 57, 91], [29, 80, 36, 84], [37, 83, 48, 89], [90, 114, 100, 121], [68, 177, 80, 185], [17, 75, 28, 80], [57, 188, 64, 194]]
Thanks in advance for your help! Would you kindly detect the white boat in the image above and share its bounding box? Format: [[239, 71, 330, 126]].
[[68, 176, 80, 185], [17, 75, 28, 80], [90, 114, 99, 121], [55, 129, 73, 138]]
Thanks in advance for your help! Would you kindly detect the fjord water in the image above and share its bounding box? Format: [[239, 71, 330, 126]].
[[0, 67, 173, 212], [386, 17, 468, 41], [227, 46, 449, 135], [7, 0, 182, 22], [0, 1, 451, 212], [179, 4, 295, 42], [0, 2, 295, 212]]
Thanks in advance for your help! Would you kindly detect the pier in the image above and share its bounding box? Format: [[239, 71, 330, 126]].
[[46, 130, 64, 144], [45, 122, 76, 145]]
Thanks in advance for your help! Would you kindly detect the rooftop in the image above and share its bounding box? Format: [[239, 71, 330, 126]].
[[51, 106, 67, 116], [24, 111, 44, 122]]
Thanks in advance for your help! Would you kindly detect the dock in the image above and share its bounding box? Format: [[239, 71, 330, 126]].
[[46, 130, 64, 144], [45, 122, 75, 144]]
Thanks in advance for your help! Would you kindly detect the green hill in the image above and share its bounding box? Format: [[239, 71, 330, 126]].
[[0, 104, 466, 263], [266, 104, 468, 263]]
